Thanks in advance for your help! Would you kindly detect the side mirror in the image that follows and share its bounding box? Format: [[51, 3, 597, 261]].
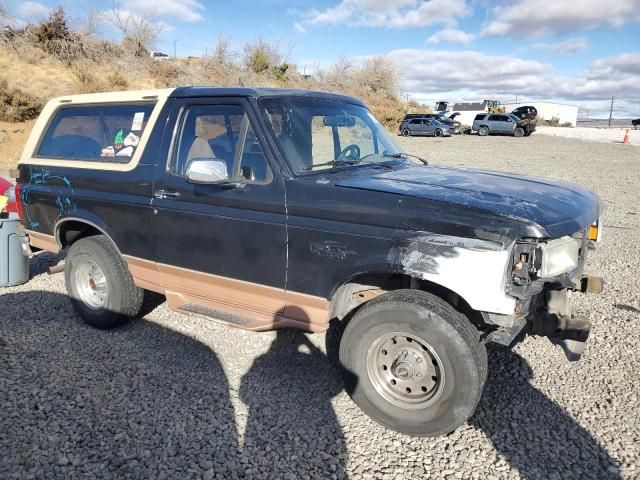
[[185, 158, 229, 184]]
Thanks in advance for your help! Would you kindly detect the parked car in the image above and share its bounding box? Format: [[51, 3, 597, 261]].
[[472, 113, 536, 137], [0, 176, 17, 214], [510, 106, 538, 121], [632, 118, 640, 129], [402, 113, 460, 133], [399, 117, 452, 137], [17, 87, 602, 437]]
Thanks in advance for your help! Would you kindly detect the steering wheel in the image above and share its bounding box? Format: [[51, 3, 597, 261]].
[[337, 144, 361, 161]]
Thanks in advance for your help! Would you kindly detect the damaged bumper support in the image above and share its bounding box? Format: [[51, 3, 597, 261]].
[[484, 275, 603, 361]]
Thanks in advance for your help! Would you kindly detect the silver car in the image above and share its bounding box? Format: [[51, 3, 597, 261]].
[[400, 118, 452, 137]]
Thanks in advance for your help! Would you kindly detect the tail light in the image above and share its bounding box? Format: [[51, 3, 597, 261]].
[[14, 183, 25, 221]]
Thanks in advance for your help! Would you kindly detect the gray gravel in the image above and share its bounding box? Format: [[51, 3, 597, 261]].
[[1, 134, 639, 479]]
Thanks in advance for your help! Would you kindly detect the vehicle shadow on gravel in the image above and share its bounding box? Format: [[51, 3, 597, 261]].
[[0, 290, 242, 479], [239, 318, 348, 479], [473, 347, 621, 479]]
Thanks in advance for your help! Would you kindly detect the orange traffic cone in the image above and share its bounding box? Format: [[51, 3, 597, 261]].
[[623, 129, 630, 144]]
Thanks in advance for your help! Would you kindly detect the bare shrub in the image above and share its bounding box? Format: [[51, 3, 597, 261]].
[[108, 71, 128, 90], [0, 80, 43, 121], [148, 60, 180, 87], [243, 38, 291, 76], [204, 34, 236, 68], [70, 62, 104, 93], [108, 9, 161, 57], [542, 117, 560, 126], [29, 8, 85, 64], [354, 56, 400, 98]]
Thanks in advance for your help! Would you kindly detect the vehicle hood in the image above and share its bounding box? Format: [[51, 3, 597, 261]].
[[335, 165, 600, 238]]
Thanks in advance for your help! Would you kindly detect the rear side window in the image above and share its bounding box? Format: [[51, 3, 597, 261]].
[[475, 114, 486, 120], [37, 103, 155, 162]]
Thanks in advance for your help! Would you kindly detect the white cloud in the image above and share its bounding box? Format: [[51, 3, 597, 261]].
[[530, 37, 588, 54], [119, 0, 205, 22], [384, 49, 640, 116], [587, 53, 640, 78], [294, 22, 306, 33], [305, 0, 471, 28], [481, 0, 640, 38], [427, 28, 475, 45], [17, 1, 51, 21], [551, 37, 588, 54]]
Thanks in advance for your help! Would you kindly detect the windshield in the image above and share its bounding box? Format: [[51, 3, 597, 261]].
[[435, 115, 450, 122], [259, 97, 404, 173]]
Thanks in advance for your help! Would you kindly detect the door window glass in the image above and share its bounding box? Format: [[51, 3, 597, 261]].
[[171, 104, 271, 183]]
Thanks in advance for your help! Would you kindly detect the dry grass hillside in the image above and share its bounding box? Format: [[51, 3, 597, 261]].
[[0, 8, 429, 171]]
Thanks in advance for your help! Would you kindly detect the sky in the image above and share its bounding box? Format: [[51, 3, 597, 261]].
[[3, 0, 640, 117]]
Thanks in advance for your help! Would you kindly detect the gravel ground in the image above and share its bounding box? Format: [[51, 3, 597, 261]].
[[1, 134, 639, 479]]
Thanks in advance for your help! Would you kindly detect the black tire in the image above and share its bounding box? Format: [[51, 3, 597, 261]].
[[478, 126, 489, 136], [402, 128, 411, 137], [514, 127, 524, 137], [338, 289, 487, 437], [65, 235, 143, 329], [434, 129, 443, 137]]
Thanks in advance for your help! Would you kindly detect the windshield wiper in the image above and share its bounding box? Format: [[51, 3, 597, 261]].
[[303, 159, 360, 170], [383, 152, 429, 165]]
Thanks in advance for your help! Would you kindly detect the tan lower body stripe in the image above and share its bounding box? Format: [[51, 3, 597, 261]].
[[123, 255, 330, 332]]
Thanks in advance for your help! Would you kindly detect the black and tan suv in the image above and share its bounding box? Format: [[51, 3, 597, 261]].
[[16, 87, 602, 437], [473, 113, 536, 137]]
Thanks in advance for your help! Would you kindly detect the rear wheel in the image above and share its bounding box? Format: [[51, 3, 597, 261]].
[[514, 127, 525, 137], [478, 126, 489, 136], [338, 289, 487, 436], [65, 235, 143, 329], [402, 128, 411, 137], [434, 129, 443, 137]]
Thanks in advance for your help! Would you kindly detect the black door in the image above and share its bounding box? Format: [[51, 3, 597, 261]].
[[151, 97, 287, 318]]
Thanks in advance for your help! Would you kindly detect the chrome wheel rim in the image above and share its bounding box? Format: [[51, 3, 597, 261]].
[[366, 332, 445, 410], [74, 260, 108, 309]]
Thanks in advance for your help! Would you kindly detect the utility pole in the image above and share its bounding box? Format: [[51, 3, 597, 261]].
[[173, 39, 178, 58], [608, 96, 614, 127]]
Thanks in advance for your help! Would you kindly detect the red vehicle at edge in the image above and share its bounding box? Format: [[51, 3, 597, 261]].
[[1, 176, 18, 214]]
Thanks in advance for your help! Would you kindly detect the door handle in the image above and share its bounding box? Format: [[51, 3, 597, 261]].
[[153, 189, 181, 199]]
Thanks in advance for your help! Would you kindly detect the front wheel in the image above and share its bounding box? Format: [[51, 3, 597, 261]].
[[434, 129, 443, 137], [338, 289, 487, 436], [65, 235, 143, 329], [514, 127, 525, 137], [402, 128, 411, 137]]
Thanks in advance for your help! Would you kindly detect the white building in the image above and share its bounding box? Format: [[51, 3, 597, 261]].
[[445, 102, 490, 127], [502, 101, 579, 126]]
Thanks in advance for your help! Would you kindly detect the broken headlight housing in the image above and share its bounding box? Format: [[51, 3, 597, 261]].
[[535, 236, 581, 278]]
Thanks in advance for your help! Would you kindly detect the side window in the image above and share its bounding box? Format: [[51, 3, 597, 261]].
[[475, 114, 486, 120], [488, 115, 501, 121], [37, 103, 155, 162], [171, 104, 271, 183]]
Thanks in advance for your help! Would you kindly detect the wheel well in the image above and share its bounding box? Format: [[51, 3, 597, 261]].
[[330, 272, 482, 326], [57, 220, 104, 249]]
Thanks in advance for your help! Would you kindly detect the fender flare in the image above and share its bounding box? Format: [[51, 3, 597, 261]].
[[54, 214, 122, 254]]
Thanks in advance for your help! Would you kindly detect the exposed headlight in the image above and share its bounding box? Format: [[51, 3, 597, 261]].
[[536, 236, 580, 278]]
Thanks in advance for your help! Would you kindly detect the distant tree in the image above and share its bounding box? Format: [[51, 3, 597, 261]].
[[107, 5, 161, 56]]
